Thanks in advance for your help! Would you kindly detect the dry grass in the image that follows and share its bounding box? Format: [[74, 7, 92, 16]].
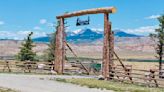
[[0, 87, 18, 92], [56, 78, 164, 92], [66, 45, 156, 59], [114, 61, 159, 70]]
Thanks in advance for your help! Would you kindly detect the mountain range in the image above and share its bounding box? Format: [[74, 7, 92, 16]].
[[33, 28, 141, 43]]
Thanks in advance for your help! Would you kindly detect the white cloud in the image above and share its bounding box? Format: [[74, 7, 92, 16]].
[[65, 27, 70, 32], [145, 15, 160, 19], [47, 23, 54, 27], [40, 19, 47, 24], [39, 19, 54, 29], [0, 21, 5, 25], [0, 30, 47, 40], [33, 26, 42, 30], [122, 25, 158, 35]]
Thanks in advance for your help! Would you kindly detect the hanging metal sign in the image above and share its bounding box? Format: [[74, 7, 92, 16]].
[[76, 16, 90, 26]]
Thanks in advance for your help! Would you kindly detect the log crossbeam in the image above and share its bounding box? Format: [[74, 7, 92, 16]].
[[56, 7, 116, 19]]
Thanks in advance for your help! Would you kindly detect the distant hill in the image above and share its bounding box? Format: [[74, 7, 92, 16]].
[[114, 30, 140, 37], [33, 28, 141, 43], [32, 36, 50, 43], [66, 28, 103, 43]]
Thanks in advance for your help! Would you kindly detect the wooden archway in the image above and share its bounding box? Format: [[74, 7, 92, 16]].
[[54, 7, 116, 79]]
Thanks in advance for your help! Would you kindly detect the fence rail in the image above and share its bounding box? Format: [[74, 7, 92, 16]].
[[0, 61, 54, 74], [109, 64, 164, 87]]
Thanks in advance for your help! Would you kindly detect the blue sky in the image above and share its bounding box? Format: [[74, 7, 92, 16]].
[[0, 0, 164, 39]]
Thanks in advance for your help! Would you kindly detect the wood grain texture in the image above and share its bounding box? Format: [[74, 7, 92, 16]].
[[56, 7, 116, 19], [54, 18, 65, 74]]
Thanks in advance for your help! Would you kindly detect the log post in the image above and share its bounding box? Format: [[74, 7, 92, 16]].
[[54, 18, 65, 74], [109, 31, 114, 79], [110, 25, 114, 66], [102, 13, 113, 79]]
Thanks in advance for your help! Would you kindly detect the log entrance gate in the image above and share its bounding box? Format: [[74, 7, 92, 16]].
[[54, 7, 116, 79]]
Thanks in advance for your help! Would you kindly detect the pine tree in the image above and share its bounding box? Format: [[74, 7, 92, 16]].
[[18, 32, 36, 61], [45, 21, 60, 62], [150, 14, 164, 77], [46, 32, 56, 62]]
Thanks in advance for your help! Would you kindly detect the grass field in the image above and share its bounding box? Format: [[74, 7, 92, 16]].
[[0, 87, 17, 92], [56, 78, 164, 92]]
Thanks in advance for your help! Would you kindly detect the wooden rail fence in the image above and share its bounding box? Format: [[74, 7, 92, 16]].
[[0, 61, 54, 74], [109, 65, 164, 87]]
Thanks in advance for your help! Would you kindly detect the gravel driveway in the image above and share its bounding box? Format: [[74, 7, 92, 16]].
[[0, 74, 113, 92]]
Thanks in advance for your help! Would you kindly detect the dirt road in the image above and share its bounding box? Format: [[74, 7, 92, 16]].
[[0, 74, 113, 92]]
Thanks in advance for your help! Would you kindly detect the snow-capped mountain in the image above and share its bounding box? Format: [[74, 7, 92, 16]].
[[33, 28, 141, 43]]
